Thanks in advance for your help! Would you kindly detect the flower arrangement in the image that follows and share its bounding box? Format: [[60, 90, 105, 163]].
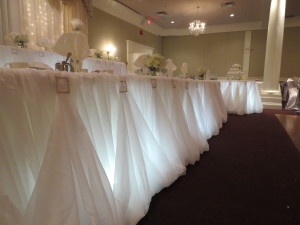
[[144, 54, 166, 76], [71, 18, 85, 31], [94, 50, 102, 59], [37, 38, 54, 51], [14, 34, 29, 48], [4, 32, 17, 46], [195, 66, 208, 80], [232, 64, 242, 69]]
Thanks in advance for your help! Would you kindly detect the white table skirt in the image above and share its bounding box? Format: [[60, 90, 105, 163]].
[[0, 45, 127, 75], [220, 80, 263, 115], [0, 68, 227, 225]]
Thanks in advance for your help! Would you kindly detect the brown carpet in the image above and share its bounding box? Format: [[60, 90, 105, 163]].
[[137, 110, 300, 225]]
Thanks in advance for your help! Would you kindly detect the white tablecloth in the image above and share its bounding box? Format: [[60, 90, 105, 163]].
[[0, 45, 127, 75], [220, 80, 263, 115], [0, 68, 227, 225]]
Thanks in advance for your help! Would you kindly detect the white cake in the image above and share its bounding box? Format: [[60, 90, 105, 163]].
[[226, 67, 244, 80]]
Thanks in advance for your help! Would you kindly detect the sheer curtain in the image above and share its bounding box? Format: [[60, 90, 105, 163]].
[[0, 0, 90, 49], [0, 0, 23, 45], [22, 0, 64, 49], [63, 0, 89, 37]]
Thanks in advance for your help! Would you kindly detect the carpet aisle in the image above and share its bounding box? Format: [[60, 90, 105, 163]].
[[138, 110, 300, 225]]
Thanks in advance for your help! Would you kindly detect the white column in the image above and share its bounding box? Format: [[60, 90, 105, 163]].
[[262, 0, 286, 91], [243, 31, 251, 79]]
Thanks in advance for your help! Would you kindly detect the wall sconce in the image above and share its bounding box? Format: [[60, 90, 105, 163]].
[[104, 45, 116, 60]]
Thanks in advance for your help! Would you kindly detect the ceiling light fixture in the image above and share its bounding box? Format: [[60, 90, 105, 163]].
[[171, 21, 175, 24], [230, 13, 235, 17], [188, 6, 206, 36]]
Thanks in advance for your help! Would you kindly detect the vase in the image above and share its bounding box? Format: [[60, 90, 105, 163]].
[[149, 70, 157, 76], [18, 43, 27, 48]]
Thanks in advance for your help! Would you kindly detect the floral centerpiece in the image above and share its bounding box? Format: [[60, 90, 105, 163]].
[[144, 54, 166, 76], [232, 64, 242, 69], [195, 66, 208, 80], [14, 34, 29, 48], [71, 18, 85, 31], [94, 50, 102, 59], [37, 38, 54, 51]]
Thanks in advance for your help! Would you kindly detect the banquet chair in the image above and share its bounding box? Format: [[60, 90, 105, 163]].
[[285, 78, 300, 110]]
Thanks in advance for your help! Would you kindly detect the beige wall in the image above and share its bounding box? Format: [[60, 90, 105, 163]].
[[250, 27, 300, 78], [248, 30, 267, 78], [162, 32, 245, 77], [88, 8, 162, 63], [88, 8, 300, 78], [281, 27, 300, 78]]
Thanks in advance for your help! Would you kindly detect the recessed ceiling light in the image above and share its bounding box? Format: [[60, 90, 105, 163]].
[[171, 21, 175, 24], [230, 13, 235, 17]]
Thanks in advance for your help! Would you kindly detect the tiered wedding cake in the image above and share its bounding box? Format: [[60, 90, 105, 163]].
[[226, 64, 244, 80]]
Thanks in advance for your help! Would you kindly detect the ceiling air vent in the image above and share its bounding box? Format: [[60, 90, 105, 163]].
[[221, 2, 235, 7], [156, 11, 168, 16]]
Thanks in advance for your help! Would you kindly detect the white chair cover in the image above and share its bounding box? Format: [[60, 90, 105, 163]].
[[285, 78, 300, 110]]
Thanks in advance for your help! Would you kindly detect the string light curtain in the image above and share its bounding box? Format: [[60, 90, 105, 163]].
[[21, 0, 64, 49], [0, 0, 23, 45], [1, 0, 91, 49]]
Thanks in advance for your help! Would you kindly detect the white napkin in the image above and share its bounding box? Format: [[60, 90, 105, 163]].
[[181, 62, 188, 77], [165, 59, 177, 77]]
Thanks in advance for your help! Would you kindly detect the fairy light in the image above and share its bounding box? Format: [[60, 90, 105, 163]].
[[21, 0, 64, 49]]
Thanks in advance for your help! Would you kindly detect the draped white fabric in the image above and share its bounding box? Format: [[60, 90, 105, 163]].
[[0, 68, 227, 225], [0, 45, 127, 75], [220, 80, 263, 115]]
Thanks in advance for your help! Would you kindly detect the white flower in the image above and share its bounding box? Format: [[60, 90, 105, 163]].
[[14, 34, 29, 47], [94, 49, 102, 59], [4, 32, 17, 45], [71, 18, 85, 31], [37, 38, 54, 50], [144, 54, 166, 71], [232, 64, 242, 69], [134, 54, 149, 67], [196, 66, 207, 75]]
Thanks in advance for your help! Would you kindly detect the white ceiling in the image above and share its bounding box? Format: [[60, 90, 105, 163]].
[[93, 0, 300, 36], [115, 0, 300, 29]]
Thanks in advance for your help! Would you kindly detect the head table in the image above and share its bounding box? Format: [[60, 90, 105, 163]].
[[0, 68, 262, 225], [0, 45, 127, 75], [0, 68, 228, 225]]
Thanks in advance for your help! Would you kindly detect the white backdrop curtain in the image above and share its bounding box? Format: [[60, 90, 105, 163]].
[[0, 0, 91, 49], [0, 0, 23, 45]]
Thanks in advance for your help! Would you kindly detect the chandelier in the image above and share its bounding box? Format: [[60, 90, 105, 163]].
[[189, 20, 206, 36], [188, 6, 206, 36]]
